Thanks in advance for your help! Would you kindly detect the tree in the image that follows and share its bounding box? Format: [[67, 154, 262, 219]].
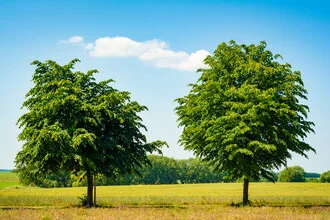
[[175, 41, 315, 205], [320, 170, 330, 183], [141, 155, 179, 184], [178, 158, 223, 183], [16, 59, 166, 207], [278, 166, 305, 182]]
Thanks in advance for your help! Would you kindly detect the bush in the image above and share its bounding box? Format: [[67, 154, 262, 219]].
[[278, 166, 305, 182], [320, 170, 330, 183], [305, 178, 319, 183]]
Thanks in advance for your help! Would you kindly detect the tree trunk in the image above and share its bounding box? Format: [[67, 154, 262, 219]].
[[242, 178, 249, 205], [86, 173, 93, 207], [93, 175, 96, 207]]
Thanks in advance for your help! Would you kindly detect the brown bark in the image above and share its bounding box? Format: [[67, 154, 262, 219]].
[[242, 178, 249, 205], [87, 173, 93, 207], [93, 175, 96, 207]]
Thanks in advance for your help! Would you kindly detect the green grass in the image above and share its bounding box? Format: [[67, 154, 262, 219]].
[[1, 182, 330, 219], [0, 172, 21, 190], [0, 182, 330, 208], [0, 172, 19, 182]]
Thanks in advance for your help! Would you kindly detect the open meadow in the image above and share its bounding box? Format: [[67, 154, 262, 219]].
[[0, 172, 21, 190], [0, 172, 329, 219], [1, 182, 330, 208]]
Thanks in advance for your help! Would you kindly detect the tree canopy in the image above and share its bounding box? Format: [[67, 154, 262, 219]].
[[16, 59, 166, 206], [175, 40, 315, 204]]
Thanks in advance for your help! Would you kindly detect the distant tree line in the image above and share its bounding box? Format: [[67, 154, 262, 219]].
[[15, 155, 227, 187], [15, 157, 330, 188]]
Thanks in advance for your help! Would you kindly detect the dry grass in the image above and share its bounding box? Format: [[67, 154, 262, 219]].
[[0, 206, 329, 220]]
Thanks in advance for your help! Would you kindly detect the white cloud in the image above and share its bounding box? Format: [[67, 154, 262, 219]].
[[63, 36, 210, 71], [89, 37, 168, 57], [60, 36, 84, 44], [85, 43, 94, 50], [140, 48, 210, 71]]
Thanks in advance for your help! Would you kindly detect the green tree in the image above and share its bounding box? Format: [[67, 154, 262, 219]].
[[16, 59, 166, 207], [178, 158, 223, 183], [141, 155, 179, 184], [278, 166, 305, 182], [175, 41, 315, 205], [320, 170, 330, 183]]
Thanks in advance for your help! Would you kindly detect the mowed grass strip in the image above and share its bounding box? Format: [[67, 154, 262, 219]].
[[0, 206, 329, 220], [0, 182, 330, 207]]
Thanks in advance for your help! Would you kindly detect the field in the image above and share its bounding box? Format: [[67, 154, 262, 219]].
[[0, 172, 330, 219], [0, 172, 21, 190]]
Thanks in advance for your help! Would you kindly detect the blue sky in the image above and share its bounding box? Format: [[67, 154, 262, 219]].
[[1, 0, 329, 173]]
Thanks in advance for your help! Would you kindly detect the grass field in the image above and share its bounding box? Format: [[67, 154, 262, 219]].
[[0, 174, 330, 219], [0, 172, 21, 190], [1, 182, 330, 208]]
